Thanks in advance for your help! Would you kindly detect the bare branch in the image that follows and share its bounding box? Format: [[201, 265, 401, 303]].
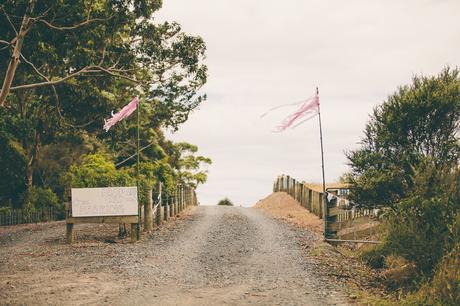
[[86, 0, 94, 22], [39, 17, 107, 31], [20, 52, 48, 81], [0, 39, 14, 51], [20, 52, 96, 128], [0, 0, 36, 107], [89, 66, 140, 83], [10, 66, 93, 90], [0, 6, 19, 34], [9, 64, 140, 91]]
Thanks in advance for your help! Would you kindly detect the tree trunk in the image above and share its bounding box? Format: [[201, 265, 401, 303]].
[[144, 188, 153, 231], [24, 128, 41, 206], [0, 0, 36, 107]]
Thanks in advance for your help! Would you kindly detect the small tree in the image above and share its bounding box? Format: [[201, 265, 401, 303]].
[[217, 198, 234, 206]]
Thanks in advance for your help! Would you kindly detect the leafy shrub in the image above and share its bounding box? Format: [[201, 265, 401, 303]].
[[63, 153, 134, 188], [427, 245, 460, 305], [403, 245, 460, 306], [0, 206, 12, 213], [217, 198, 234, 206], [25, 187, 60, 210], [0, 136, 26, 208], [384, 164, 458, 276], [361, 164, 459, 299]]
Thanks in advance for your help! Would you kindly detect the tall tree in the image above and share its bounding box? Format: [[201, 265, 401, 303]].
[[346, 67, 460, 207], [0, 0, 208, 207]]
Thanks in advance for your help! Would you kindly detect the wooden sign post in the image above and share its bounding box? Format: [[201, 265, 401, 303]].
[[66, 187, 140, 243]]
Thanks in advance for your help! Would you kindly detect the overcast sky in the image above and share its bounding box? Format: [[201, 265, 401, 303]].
[[157, 0, 460, 206]]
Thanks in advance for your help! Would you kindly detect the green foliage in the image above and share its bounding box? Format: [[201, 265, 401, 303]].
[[166, 141, 212, 188], [363, 163, 459, 277], [346, 67, 460, 207], [63, 153, 134, 188], [217, 198, 234, 206], [138, 160, 175, 203], [25, 187, 60, 210], [0, 134, 26, 208], [353, 68, 460, 301], [427, 245, 460, 305], [0, 0, 210, 209], [402, 245, 460, 306]]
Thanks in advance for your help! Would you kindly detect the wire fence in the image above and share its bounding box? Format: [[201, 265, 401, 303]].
[[0, 206, 63, 226]]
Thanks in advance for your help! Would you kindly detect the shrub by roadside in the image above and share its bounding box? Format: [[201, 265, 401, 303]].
[[359, 165, 460, 305], [217, 198, 234, 206]]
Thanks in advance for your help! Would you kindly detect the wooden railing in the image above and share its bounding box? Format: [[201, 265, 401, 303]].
[[151, 184, 198, 227], [273, 175, 324, 219], [273, 175, 380, 242]]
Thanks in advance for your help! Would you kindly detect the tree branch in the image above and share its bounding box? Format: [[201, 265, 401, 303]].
[[20, 52, 48, 81], [0, 6, 19, 35], [0, 39, 15, 51], [39, 17, 107, 31], [20, 52, 97, 128], [9, 64, 139, 91], [0, 0, 36, 107]]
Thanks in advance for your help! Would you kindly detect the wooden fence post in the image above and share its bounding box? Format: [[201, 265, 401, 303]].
[[144, 188, 154, 231], [66, 223, 74, 244], [318, 192, 323, 219], [164, 195, 169, 222], [169, 197, 174, 217], [155, 204, 162, 227], [130, 223, 137, 242]]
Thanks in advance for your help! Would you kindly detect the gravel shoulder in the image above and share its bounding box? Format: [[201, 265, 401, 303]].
[[1, 205, 351, 305]]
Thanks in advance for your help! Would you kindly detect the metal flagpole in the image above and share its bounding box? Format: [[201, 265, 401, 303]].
[[316, 87, 327, 239], [136, 98, 141, 240]]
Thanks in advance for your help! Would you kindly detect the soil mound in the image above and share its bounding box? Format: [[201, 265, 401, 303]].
[[255, 192, 323, 233]]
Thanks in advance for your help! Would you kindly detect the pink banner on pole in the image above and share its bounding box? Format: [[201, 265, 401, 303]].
[[103, 97, 139, 132], [261, 90, 320, 132], [274, 94, 319, 132]]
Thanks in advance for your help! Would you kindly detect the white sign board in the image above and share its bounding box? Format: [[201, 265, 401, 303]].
[[71, 187, 138, 217]]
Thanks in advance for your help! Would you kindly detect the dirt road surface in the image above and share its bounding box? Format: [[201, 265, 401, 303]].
[[0, 206, 349, 305]]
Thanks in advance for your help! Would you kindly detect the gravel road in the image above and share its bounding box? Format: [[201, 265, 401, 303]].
[[0, 206, 349, 305]]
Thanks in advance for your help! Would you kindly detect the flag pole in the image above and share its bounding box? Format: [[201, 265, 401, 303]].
[[316, 87, 327, 239], [136, 98, 141, 240]]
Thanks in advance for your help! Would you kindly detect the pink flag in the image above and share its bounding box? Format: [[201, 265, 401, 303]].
[[275, 94, 319, 132], [103, 97, 139, 132], [262, 90, 319, 132]]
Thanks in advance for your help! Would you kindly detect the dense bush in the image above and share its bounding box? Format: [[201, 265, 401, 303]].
[[351, 68, 460, 303], [366, 164, 459, 277], [0, 135, 27, 208], [217, 198, 234, 206], [347, 68, 460, 208], [25, 187, 61, 210], [403, 245, 460, 306], [63, 153, 134, 188]]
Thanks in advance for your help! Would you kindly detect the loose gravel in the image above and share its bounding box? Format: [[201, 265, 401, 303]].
[[0, 206, 349, 305]]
